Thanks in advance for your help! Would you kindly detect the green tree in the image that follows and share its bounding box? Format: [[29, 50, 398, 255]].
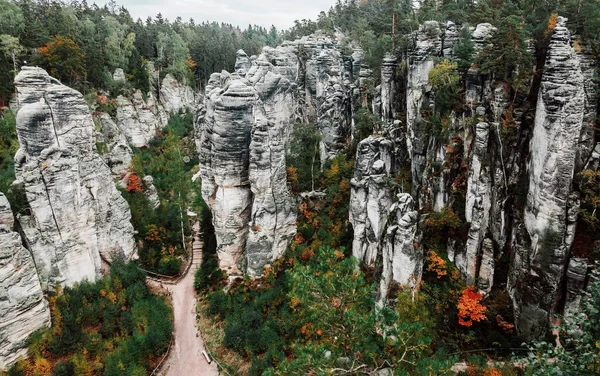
[[477, 14, 534, 92], [523, 269, 600, 375], [286, 123, 322, 192], [0, 0, 24, 35], [0, 35, 25, 77], [156, 30, 190, 82]]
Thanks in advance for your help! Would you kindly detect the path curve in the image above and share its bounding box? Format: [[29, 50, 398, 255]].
[[159, 223, 219, 376]]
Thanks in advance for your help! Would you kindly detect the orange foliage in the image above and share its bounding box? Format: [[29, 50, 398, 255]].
[[32, 358, 52, 375], [484, 368, 502, 376], [126, 172, 144, 193], [334, 249, 345, 260], [458, 286, 487, 327], [545, 13, 559, 38], [426, 251, 447, 279], [37, 36, 86, 82], [496, 314, 515, 334], [186, 56, 197, 68], [325, 160, 340, 179], [145, 224, 161, 242], [301, 248, 315, 261], [287, 165, 298, 184]]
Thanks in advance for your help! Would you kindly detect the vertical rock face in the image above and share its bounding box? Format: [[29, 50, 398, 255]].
[[14, 67, 136, 290], [462, 122, 493, 290], [367, 16, 597, 337], [378, 193, 420, 303], [95, 113, 132, 177], [198, 33, 370, 276], [406, 21, 442, 190], [380, 54, 397, 124], [115, 90, 167, 148], [0, 193, 51, 370], [349, 137, 421, 302], [315, 48, 352, 163], [199, 79, 256, 275], [350, 137, 395, 266], [159, 73, 197, 114], [199, 70, 297, 276], [101, 71, 196, 165], [509, 17, 586, 339]]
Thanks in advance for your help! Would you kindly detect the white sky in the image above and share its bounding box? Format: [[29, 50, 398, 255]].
[[93, 0, 338, 30]]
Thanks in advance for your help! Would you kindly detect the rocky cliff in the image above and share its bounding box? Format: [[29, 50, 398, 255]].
[[509, 17, 590, 338], [198, 32, 368, 276], [96, 72, 197, 177], [347, 16, 599, 339], [0, 193, 50, 369], [13, 67, 137, 290]]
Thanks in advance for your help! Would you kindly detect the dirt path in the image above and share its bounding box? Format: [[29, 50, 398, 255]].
[[160, 224, 219, 376]]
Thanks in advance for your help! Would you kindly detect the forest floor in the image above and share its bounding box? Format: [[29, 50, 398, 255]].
[[159, 224, 219, 376]]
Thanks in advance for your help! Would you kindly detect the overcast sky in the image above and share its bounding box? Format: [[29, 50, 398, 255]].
[[93, 0, 338, 30]]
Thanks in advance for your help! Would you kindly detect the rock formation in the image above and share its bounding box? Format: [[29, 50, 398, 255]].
[[95, 71, 198, 177], [349, 137, 421, 303], [0, 193, 50, 369], [509, 17, 587, 339], [115, 90, 168, 148], [198, 33, 369, 276], [198, 69, 297, 276], [159, 73, 197, 114], [13, 67, 136, 290], [350, 137, 395, 266], [351, 15, 598, 339]]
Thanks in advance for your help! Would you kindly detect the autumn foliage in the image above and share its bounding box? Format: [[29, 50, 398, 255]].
[[426, 251, 448, 279], [457, 286, 487, 327], [545, 13, 559, 38], [37, 36, 86, 84], [126, 171, 144, 193]]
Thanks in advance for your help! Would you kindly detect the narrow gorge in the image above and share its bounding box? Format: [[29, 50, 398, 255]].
[[0, 0, 599, 374]]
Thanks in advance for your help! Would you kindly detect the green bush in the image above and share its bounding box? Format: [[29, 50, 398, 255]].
[[8, 261, 173, 375]]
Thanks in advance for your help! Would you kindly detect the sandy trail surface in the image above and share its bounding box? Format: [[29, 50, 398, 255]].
[[160, 225, 219, 376]]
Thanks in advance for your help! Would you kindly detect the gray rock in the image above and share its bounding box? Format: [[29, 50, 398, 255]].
[[509, 17, 586, 339], [350, 136, 395, 266], [235, 50, 252, 75], [159, 73, 196, 114], [0, 193, 50, 369], [199, 71, 296, 276], [115, 90, 167, 148], [143, 175, 160, 209], [349, 137, 421, 303], [199, 32, 372, 276], [14, 67, 137, 290], [112, 68, 126, 82], [461, 122, 492, 285], [378, 193, 421, 303], [96, 113, 132, 177]]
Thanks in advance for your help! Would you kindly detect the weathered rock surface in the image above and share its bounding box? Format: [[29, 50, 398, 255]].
[[509, 17, 586, 339], [14, 66, 136, 290], [159, 73, 197, 114], [199, 72, 296, 276], [462, 122, 492, 288], [350, 137, 395, 266], [349, 137, 421, 302], [0, 193, 50, 370], [198, 33, 370, 276], [378, 193, 421, 303], [96, 113, 132, 177], [364, 15, 597, 338]]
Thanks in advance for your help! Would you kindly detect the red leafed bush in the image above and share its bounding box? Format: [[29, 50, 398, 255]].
[[457, 286, 487, 327]]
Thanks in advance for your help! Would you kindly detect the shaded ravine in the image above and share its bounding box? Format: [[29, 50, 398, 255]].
[[159, 223, 219, 376]]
